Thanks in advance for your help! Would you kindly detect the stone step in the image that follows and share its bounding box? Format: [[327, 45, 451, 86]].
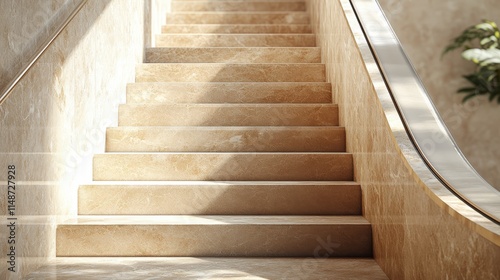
[[78, 181, 361, 215], [92, 152, 353, 181], [146, 47, 320, 63], [155, 34, 316, 47], [56, 215, 371, 257], [161, 24, 312, 34], [118, 104, 338, 126], [172, 1, 306, 12], [24, 257, 389, 279], [166, 12, 309, 24], [126, 82, 332, 104], [135, 63, 326, 83], [106, 126, 345, 152], [172, 0, 306, 1]]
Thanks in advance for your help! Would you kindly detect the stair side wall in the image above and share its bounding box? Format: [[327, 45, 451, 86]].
[[0, 0, 166, 278], [306, 0, 500, 279]]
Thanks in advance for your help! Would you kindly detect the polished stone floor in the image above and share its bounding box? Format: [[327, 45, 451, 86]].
[[24, 257, 388, 279]]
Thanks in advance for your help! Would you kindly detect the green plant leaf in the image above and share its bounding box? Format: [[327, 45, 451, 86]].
[[462, 48, 500, 64], [445, 19, 500, 104]]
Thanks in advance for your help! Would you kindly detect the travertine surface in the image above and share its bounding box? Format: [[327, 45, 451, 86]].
[[126, 82, 332, 103], [92, 153, 353, 181], [118, 104, 339, 126], [155, 34, 316, 47], [307, 0, 500, 279], [167, 12, 310, 24], [378, 0, 500, 188], [0, 0, 148, 278], [106, 126, 346, 152], [146, 47, 321, 63], [79, 181, 360, 215], [172, 1, 306, 12], [56, 216, 371, 257], [0, 0, 72, 93], [162, 24, 312, 33], [135, 63, 326, 82], [25, 257, 388, 279]]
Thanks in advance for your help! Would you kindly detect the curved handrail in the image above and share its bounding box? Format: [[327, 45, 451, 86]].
[[349, 0, 500, 223], [0, 0, 88, 106]]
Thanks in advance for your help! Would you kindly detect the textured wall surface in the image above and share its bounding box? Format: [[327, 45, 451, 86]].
[[0, 0, 74, 93], [0, 0, 145, 278], [378, 0, 500, 188], [307, 0, 500, 279]]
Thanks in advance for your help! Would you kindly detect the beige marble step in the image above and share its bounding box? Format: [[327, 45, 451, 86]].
[[126, 82, 332, 104], [79, 181, 361, 215], [146, 47, 320, 63], [161, 24, 312, 34], [155, 34, 316, 47], [135, 63, 326, 83], [56, 216, 371, 257], [24, 257, 389, 279], [172, 1, 306, 12], [118, 104, 338, 126], [106, 126, 345, 152], [92, 152, 353, 181], [167, 12, 309, 24]]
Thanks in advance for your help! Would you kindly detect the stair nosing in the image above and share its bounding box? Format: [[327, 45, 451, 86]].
[[107, 126, 345, 129], [79, 181, 360, 186], [58, 215, 370, 226]]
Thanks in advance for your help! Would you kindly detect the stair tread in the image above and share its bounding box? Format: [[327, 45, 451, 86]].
[[139, 62, 323, 65], [95, 152, 350, 154], [80, 181, 359, 186], [79, 181, 361, 215], [167, 12, 309, 24], [148, 46, 320, 49], [120, 103, 336, 107], [161, 24, 313, 34], [59, 215, 369, 225], [154, 34, 316, 47], [172, 1, 306, 12], [163, 23, 312, 26], [26, 257, 389, 280], [109, 126, 344, 129], [106, 126, 346, 152], [135, 63, 325, 83], [169, 11, 309, 14]]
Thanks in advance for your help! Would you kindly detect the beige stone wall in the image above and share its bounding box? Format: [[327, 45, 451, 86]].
[[378, 0, 500, 188], [307, 0, 500, 278], [0, 0, 71, 93], [0, 0, 149, 278]]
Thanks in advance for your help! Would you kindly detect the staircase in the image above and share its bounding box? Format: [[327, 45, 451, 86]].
[[52, 0, 388, 278]]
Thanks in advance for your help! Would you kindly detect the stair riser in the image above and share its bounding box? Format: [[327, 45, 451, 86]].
[[79, 184, 361, 215], [126, 83, 332, 104], [167, 13, 309, 24], [57, 225, 371, 257], [162, 24, 312, 34], [155, 34, 316, 47], [106, 127, 346, 152], [93, 153, 353, 181], [118, 105, 338, 126], [135, 64, 326, 83], [172, 2, 306, 12], [146, 48, 320, 63]]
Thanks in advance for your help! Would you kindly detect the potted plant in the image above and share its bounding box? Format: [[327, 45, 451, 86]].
[[443, 20, 500, 103]]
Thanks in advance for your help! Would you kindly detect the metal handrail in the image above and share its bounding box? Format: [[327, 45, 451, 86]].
[[0, 0, 88, 106], [349, 0, 500, 223]]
